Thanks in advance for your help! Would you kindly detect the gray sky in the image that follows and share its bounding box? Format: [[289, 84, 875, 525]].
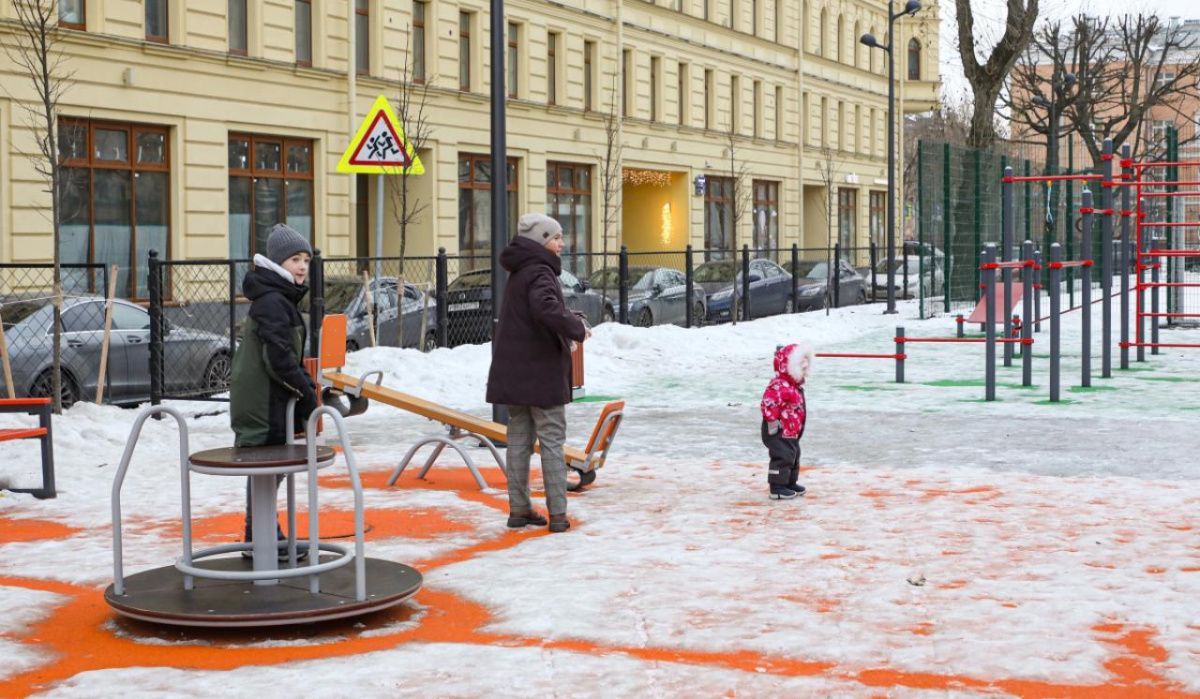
[[939, 0, 1200, 102]]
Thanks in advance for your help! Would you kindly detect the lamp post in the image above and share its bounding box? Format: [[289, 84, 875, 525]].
[[1032, 72, 1076, 248], [490, 0, 509, 424], [861, 0, 921, 315]]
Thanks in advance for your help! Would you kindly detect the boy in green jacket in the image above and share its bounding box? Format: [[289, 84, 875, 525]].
[[230, 223, 319, 547]]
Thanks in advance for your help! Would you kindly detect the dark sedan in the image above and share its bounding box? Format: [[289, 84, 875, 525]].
[[588, 266, 705, 327], [789, 259, 869, 311], [443, 268, 612, 345], [701, 258, 795, 322]]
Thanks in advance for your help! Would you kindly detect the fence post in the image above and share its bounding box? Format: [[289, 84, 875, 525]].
[[741, 244, 751, 321], [436, 248, 448, 347], [790, 243, 799, 311], [685, 244, 695, 327], [895, 326, 905, 383], [942, 142, 952, 314], [1120, 144, 1131, 370], [832, 243, 841, 309], [869, 240, 878, 301], [618, 246, 630, 324], [1034, 249, 1043, 333], [983, 244, 997, 401], [1021, 240, 1034, 387], [1001, 166, 1014, 368], [309, 249, 324, 358], [148, 250, 163, 409], [1080, 189, 1093, 387], [228, 260, 238, 361], [1066, 177, 1075, 309], [1049, 243, 1062, 402], [1100, 138, 1114, 378]]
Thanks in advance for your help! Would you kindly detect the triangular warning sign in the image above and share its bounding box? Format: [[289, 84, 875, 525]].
[[337, 95, 425, 175]]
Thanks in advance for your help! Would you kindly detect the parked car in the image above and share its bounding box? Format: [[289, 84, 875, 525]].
[[588, 266, 705, 327], [700, 258, 795, 322], [789, 259, 869, 311], [443, 268, 612, 345], [320, 276, 438, 352], [0, 296, 232, 408], [871, 255, 944, 300]]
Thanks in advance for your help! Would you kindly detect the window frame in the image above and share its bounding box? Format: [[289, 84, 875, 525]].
[[412, 0, 426, 82], [907, 37, 921, 80], [583, 40, 595, 111], [546, 161, 593, 276], [752, 179, 779, 252], [547, 31, 560, 106], [295, 0, 313, 67], [58, 0, 86, 30], [459, 11, 473, 91], [458, 153, 519, 267], [228, 0, 249, 56], [145, 0, 169, 43], [227, 133, 316, 264], [507, 21, 520, 99]]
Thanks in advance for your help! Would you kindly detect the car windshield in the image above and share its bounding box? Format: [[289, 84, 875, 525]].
[[695, 262, 736, 283], [449, 271, 492, 290], [792, 262, 829, 280], [588, 267, 656, 291], [0, 300, 48, 329]]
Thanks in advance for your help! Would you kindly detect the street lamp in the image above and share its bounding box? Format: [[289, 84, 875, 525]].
[[861, 0, 921, 315], [1031, 72, 1077, 245]]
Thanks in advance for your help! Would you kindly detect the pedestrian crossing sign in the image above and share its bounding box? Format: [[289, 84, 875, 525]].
[[337, 95, 425, 175]]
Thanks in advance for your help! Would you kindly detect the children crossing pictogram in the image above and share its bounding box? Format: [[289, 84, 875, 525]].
[[337, 95, 425, 175]]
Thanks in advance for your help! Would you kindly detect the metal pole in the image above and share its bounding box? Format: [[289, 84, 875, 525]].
[[741, 244, 751, 320], [436, 248, 448, 348], [884, 4, 897, 315], [618, 245, 629, 324], [1080, 189, 1093, 387], [1136, 192, 1146, 363], [490, 0, 509, 425], [685, 244, 695, 327], [1049, 243, 1061, 402], [790, 243, 799, 310], [895, 326, 905, 383], [1002, 166, 1014, 367], [983, 244, 996, 401], [833, 242, 841, 309], [1034, 249, 1042, 333], [1021, 240, 1034, 387], [1100, 139, 1114, 378], [309, 249, 324, 359], [942, 142, 951, 314], [148, 250, 163, 409], [1120, 144, 1131, 369]]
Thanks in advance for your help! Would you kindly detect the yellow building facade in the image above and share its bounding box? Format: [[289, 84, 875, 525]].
[[0, 0, 940, 297]]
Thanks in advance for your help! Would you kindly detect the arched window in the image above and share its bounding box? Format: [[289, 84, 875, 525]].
[[907, 37, 921, 80], [836, 15, 844, 62], [819, 9, 826, 56], [853, 20, 861, 68], [868, 26, 878, 72]]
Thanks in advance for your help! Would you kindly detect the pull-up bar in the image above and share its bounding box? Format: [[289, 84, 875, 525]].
[[1002, 174, 1103, 183], [1133, 161, 1200, 169], [1138, 191, 1200, 198]]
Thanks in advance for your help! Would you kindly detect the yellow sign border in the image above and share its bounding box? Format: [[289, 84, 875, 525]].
[[337, 95, 425, 175]]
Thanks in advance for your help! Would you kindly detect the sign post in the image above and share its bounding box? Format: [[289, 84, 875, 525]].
[[337, 95, 424, 343]]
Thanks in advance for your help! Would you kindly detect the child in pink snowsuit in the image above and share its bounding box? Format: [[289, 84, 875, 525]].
[[760, 343, 812, 500]]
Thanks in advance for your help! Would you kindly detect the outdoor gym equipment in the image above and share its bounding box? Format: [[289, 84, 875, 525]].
[[0, 397, 55, 499], [106, 402, 422, 628]]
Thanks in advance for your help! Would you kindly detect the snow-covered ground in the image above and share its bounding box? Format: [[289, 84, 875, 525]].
[[0, 290, 1197, 697]]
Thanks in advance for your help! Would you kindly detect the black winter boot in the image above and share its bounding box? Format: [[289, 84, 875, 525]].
[[548, 514, 571, 533], [507, 511, 549, 528], [769, 485, 799, 500]]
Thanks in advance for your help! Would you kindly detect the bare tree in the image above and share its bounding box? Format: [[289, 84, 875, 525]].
[[725, 127, 751, 324], [1, 0, 74, 412], [596, 77, 622, 321], [955, 0, 1040, 149], [387, 28, 435, 347]]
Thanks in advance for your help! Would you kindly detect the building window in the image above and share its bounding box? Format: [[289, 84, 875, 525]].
[[546, 162, 592, 277], [907, 38, 921, 80], [869, 190, 886, 248], [295, 1, 312, 65], [853, 21, 861, 67], [459, 12, 473, 90], [145, 0, 168, 43], [59, 0, 85, 29], [729, 0, 737, 29], [869, 27, 878, 72], [458, 154, 518, 267], [775, 0, 782, 42], [753, 80, 762, 138], [678, 63, 690, 126], [228, 0, 248, 55], [730, 75, 740, 133], [774, 85, 784, 140], [854, 104, 861, 152], [752, 0, 759, 35], [584, 40, 595, 111], [836, 15, 843, 62], [412, 1, 426, 81], [355, 0, 369, 74], [650, 56, 661, 122], [704, 176, 734, 257], [818, 9, 826, 57], [228, 134, 315, 280], [507, 22, 519, 98], [753, 180, 779, 252], [622, 49, 633, 117], [548, 31, 561, 106], [58, 119, 171, 300], [704, 69, 714, 130], [802, 91, 809, 145], [838, 188, 857, 250], [704, 0, 710, 21], [820, 96, 827, 147], [837, 101, 845, 150]]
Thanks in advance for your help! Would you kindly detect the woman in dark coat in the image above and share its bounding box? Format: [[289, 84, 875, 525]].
[[486, 213, 589, 533]]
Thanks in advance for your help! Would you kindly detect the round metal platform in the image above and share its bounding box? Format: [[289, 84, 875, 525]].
[[104, 555, 422, 628]]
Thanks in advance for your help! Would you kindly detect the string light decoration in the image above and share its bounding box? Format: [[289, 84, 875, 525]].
[[622, 168, 673, 188]]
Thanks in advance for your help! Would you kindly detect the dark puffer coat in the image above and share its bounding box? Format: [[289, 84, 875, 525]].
[[486, 237, 587, 408], [230, 265, 318, 446]]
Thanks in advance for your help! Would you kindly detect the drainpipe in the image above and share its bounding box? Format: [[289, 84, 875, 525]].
[[347, 0, 358, 254]]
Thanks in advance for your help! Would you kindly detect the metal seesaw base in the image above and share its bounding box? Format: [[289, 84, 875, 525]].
[[104, 555, 421, 628]]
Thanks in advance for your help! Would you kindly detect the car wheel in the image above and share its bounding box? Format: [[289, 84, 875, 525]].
[[636, 308, 654, 327], [346, 339, 360, 353], [30, 369, 80, 409], [691, 301, 705, 327], [423, 331, 438, 352], [602, 306, 616, 324], [204, 353, 232, 392]]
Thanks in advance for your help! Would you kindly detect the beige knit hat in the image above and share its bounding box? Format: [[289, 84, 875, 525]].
[[517, 213, 563, 247]]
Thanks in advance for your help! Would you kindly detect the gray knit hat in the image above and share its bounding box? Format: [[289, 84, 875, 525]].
[[266, 223, 313, 264], [517, 213, 563, 247]]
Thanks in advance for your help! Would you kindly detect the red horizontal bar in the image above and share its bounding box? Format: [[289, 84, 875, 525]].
[[816, 353, 905, 360], [1135, 161, 1200, 169], [1139, 222, 1200, 227], [1124, 181, 1200, 187], [980, 261, 1038, 270], [1141, 312, 1200, 318], [1137, 282, 1200, 288], [898, 337, 1034, 345], [0, 398, 51, 407], [1003, 174, 1103, 183], [1120, 342, 1200, 348], [1145, 249, 1200, 257], [1138, 191, 1200, 198], [1048, 260, 1094, 269], [0, 428, 49, 442]]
